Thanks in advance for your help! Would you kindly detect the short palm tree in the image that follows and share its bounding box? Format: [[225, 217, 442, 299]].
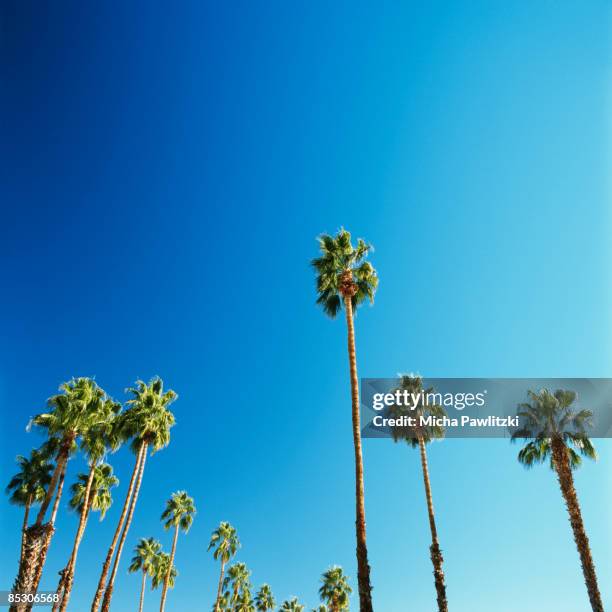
[[5, 448, 53, 564], [254, 584, 275, 611], [223, 562, 251, 608], [512, 389, 603, 612], [312, 229, 377, 612], [208, 522, 240, 612], [129, 538, 162, 612], [11, 377, 109, 605], [152, 552, 177, 591], [95, 377, 177, 612], [159, 491, 196, 612], [388, 375, 448, 612], [56, 398, 121, 612], [319, 566, 352, 611], [280, 597, 305, 611]]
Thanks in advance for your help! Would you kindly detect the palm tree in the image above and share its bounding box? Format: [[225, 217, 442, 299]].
[[512, 389, 604, 612], [56, 398, 121, 612], [95, 377, 177, 612], [208, 522, 240, 612], [11, 377, 108, 607], [312, 228, 377, 612], [6, 448, 53, 566], [319, 566, 352, 612], [388, 375, 448, 612], [152, 552, 177, 591], [223, 562, 251, 609], [254, 584, 275, 612], [129, 538, 162, 612], [159, 491, 196, 611], [235, 587, 256, 612], [280, 597, 305, 611]]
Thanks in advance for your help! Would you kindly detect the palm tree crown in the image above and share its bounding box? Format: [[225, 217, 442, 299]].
[[254, 584, 275, 611], [319, 566, 352, 611], [68, 463, 118, 519], [388, 375, 446, 446], [312, 228, 378, 318], [208, 522, 240, 563], [6, 448, 53, 507], [129, 537, 161, 576], [223, 562, 251, 602], [279, 597, 305, 611], [161, 491, 196, 532], [512, 389, 597, 469], [152, 552, 177, 589]]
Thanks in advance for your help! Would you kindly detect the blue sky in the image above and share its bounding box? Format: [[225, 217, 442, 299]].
[[1, 2, 611, 610]]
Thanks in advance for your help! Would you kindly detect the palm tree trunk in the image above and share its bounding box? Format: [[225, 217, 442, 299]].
[[418, 437, 448, 612], [57, 462, 97, 612], [214, 559, 226, 612], [159, 523, 179, 612], [139, 570, 147, 612], [35, 441, 70, 527], [343, 294, 373, 612], [101, 442, 148, 612], [551, 437, 603, 612], [91, 443, 145, 612], [20, 498, 32, 565]]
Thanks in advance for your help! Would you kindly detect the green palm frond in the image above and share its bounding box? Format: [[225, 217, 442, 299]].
[[319, 566, 351, 610], [160, 490, 196, 532]]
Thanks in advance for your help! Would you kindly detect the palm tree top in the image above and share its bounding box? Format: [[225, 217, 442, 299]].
[[319, 565, 352, 609], [388, 374, 446, 446], [161, 490, 196, 532], [254, 584, 275, 611], [69, 463, 118, 519], [223, 561, 251, 591], [512, 388, 597, 470], [208, 521, 240, 562], [279, 597, 305, 611], [152, 551, 177, 589], [312, 228, 378, 318], [5, 448, 53, 506], [128, 537, 161, 575]]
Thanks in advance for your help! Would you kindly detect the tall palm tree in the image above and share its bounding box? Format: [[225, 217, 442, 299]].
[[11, 377, 108, 608], [223, 562, 251, 609], [254, 584, 275, 612], [312, 228, 377, 612], [319, 566, 352, 612], [6, 448, 53, 565], [208, 522, 240, 612], [512, 389, 604, 612], [152, 552, 177, 591], [56, 398, 121, 612], [159, 491, 196, 612], [96, 377, 177, 612], [129, 538, 162, 612], [235, 587, 255, 612], [388, 375, 448, 612], [280, 597, 305, 612]]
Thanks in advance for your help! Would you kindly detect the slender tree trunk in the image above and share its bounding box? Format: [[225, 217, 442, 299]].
[[159, 523, 179, 612], [139, 570, 146, 612], [34, 444, 69, 527], [551, 437, 603, 612], [214, 559, 226, 612], [57, 462, 97, 612], [20, 499, 32, 565], [343, 293, 373, 612], [91, 443, 145, 612], [418, 437, 448, 612], [101, 442, 148, 612]]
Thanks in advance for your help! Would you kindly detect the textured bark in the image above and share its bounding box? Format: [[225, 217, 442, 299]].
[[418, 437, 448, 612], [91, 444, 145, 612], [101, 443, 148, 612], [214, 559, 226, 612], [159, 523, 179, 612], [343, 291, 373, 612], [19, 499, 32, 566], [551, 437, 603, 612], [9, 524, 53, 612], [139, 570, 146, 612], [57, 462, 97, 612]]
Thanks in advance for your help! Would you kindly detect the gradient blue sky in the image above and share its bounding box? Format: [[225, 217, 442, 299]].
[[1, 2, 611, 611]]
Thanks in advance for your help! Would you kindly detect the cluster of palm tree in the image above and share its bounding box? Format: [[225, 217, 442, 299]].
[[6, 376, 179, 612], [312, 228, 605, 612]]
